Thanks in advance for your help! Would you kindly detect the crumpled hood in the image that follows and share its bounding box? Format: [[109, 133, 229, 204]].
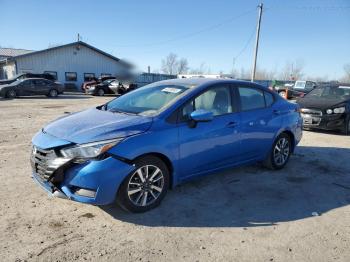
[[43, 108, 153, 144], [297, 97, 348, 110]]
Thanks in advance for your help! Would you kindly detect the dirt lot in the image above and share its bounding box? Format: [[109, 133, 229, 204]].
[[0, 94, 350, 262]]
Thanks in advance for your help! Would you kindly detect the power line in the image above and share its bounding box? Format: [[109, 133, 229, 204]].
[[111, 9, 256, 48], [233, 26, 256, 62]]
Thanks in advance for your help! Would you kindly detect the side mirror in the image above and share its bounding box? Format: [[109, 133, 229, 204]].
[[190, 109, 213, 122]]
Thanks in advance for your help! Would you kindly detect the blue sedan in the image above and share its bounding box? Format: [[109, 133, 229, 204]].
[[31, 78, 303, 212]]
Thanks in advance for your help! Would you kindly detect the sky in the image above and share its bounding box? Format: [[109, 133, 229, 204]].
[[0, 0, 349, 79]]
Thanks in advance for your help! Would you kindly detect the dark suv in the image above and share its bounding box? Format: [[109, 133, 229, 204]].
[[0, 73, 56, 85]]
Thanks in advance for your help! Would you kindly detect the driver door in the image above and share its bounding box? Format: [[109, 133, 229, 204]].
[[18, 79, 35, 96], [177, 84, 242, 180]]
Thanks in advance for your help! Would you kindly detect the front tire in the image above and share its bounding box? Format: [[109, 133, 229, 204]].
[[264, 133, 291, 170], [6, 89, 17, 99], [117, 156, 170, 213]]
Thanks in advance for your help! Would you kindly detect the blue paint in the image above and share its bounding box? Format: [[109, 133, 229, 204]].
[[31, 79, 302, 206]]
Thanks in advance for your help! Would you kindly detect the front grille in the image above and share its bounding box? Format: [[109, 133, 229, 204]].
[[300, 108, 323, 117], [31, 146, 70, 181]]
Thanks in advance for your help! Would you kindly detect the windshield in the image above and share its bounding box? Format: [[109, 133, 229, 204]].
[[105, 84, 191, 116], [294, 81, 306, 89], [306, 86, 350, 99], [102, 79, 114, 85]]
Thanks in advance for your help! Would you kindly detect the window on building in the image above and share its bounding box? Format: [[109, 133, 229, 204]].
[[238, 87, 265, 111], [65, 72, 77, 81], [44, 71, 58, 80], [84, 73, 95, 81], [101, 73, 112, 77]]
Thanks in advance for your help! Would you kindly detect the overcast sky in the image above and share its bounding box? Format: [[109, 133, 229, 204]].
[[1, 0, 349, 79]]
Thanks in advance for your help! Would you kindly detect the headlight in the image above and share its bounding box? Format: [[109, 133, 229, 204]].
[[326, 109, 333, 114], [333, 106, 345, 114], [60, 138, 122, 159]]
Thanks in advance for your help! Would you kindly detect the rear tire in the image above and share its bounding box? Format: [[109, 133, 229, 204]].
[[48, 89, 58, 97], [117, 156, 170, 213], [6, 89, 16, 99], [264, 133, 291, 170]]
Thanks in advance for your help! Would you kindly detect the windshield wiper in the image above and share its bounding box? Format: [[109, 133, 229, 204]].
[[109, 109, 138, 115]]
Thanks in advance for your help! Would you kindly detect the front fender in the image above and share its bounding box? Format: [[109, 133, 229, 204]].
[[108, 123, 180, 186]]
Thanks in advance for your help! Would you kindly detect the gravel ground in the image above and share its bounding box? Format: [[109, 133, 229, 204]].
[[0, 95, 349, 262]]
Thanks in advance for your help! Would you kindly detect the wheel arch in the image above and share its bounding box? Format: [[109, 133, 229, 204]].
[[132, 152, 174, 188], [280, 129, 296, 153]]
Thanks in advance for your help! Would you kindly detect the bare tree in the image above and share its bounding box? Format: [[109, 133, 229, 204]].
[[343, 64, 350, 82], [161, 53, 178, 75], [254, 67, 277, 80], [161, 53, 189, 75], [177, 58, 189, 74], [279, 60, 305, 80]]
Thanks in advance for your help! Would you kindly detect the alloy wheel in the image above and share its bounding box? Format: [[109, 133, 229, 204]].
[[127, 165, 164, 207], [273, 137, 290, 166], [7, 90, 16, 98], [49, 89, 58, 97]]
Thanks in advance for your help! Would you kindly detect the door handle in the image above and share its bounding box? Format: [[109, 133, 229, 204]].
[[226, 121, 238, 128], [273, 109, 281, 115]]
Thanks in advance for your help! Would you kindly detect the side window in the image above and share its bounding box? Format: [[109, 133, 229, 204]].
[[21, 80, 32, 87], [180, 100, 195, 121], [239, 87, 265, 111], [34, 80, 46, 86], [181, 86, 232, 120], [264, 91, 274, 107]]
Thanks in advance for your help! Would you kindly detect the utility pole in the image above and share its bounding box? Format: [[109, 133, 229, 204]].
[[251, 3, 263, 82]]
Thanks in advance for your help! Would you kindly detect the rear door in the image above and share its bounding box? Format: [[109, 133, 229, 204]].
[[237, 85, 282, 160], [33, 79, 50, 95], [17, 79, 35, 95]]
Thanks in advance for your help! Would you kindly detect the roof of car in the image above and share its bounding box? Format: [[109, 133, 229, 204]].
[[153, 78, 265, 88]]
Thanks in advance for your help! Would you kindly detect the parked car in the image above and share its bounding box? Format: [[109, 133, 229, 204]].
[[269, 80, 294, 98], [108, 80, 138, 95], [81, 76, 116, 92], [285, 80, 317, 99], [297, 83, 350, 134], [0, 78, 64, 98], [86, 79, 116, 96], [30, 79, 302, 212], [0, 73, 56, 85]]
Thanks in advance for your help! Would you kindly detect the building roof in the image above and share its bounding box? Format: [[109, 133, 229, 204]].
[[0, 41, 132, 68], [0, 48, 34, 57]]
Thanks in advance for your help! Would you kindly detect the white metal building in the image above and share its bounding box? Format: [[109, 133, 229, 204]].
[[0, 41, 131, 89]]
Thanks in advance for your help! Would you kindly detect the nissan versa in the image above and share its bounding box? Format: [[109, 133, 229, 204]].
[[31, 79, 302, 212]]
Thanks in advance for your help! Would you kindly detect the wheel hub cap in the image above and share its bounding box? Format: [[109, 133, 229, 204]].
[[127, 165, 164, 207], [273, 137, 290, 166]]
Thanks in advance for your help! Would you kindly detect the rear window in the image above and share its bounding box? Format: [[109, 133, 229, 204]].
[[239, 87, 265, 111]]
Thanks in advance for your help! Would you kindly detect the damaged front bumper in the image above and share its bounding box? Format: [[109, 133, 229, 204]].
[[31, 132, 135, 205]]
